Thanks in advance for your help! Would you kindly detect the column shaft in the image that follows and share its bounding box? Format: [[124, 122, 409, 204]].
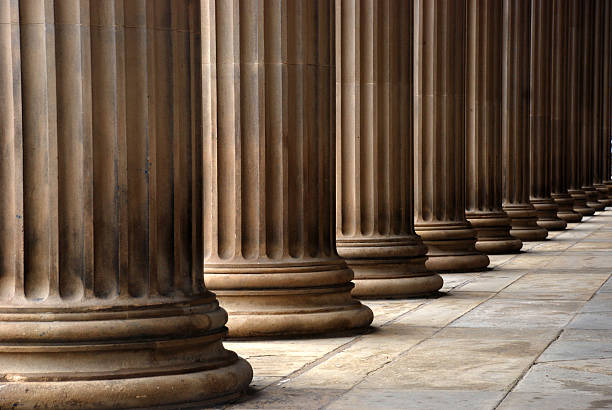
[[603, 0, 612, 189], [529, 0, 567, 230], [465, 0, 522, 253], [502, 0, 548, 241], [336, 0, 442, 297], [592, 0, 612, 206], [203, 0, 373, 337], [550, 0, 582, 222], [567, 0, 595, 215], [0, 1, 252, 407], [580, 0, 604, 210], [414, 0, 490, 272]]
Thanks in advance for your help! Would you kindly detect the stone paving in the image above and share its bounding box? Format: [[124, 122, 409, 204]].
[[222, 210, 612, 409]]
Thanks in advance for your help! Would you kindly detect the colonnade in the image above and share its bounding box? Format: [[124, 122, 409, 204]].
[[0, 0, 610, 408]]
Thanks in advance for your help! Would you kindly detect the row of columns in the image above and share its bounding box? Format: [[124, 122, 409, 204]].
[[1, 0, 610, 408]]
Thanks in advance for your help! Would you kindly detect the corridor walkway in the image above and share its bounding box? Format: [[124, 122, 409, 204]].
[[224, 210, 612, 409]]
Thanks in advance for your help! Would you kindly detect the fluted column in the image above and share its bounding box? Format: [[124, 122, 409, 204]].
[[567, 0, 595, 215], [0, 1, 252, 408], [502, 0, 549, 241], [579, 0, 604, 211], [414, 0, 490, 272], [592, 0, 612, 206], [336, 0, 442, 297], [203, 1, 373, 338], [550, 0, 582, 223], [604, 0, 612, 189], [529, 0, 567, 230], [465, 0, 523, 254]]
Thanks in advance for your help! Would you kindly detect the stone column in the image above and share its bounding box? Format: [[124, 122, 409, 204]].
[[550, 0, 583, 223], [502, 0, 548, 241], [592, 0, 612, 206], [203, 1, 373, 337], [414, 0, 490, 272], [567, 0, 595, 215], [604, 0, 612, 190], [579, 0, 605, 211], [529, 0, 567, 230], [336, 0, 442, 297], [465, 0, 523, 254], [0, 1, 252, 408]]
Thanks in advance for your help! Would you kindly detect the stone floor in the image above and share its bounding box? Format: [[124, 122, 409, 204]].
[[222, 210, 612, 410]]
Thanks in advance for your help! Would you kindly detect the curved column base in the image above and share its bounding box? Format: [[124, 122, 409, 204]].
[[337, 237, 442, 298], [466, 211, 523, 254], [552, 193, 583, 223], [594, 184, 612, 207], [415, 223, 490, 272], [502, 203, 548, 241], [583, 188, 605, 211], [206, 259, 373, 338], [531, 198, 567, 231], [0, 299, 253, 409], [568, 190, 596, 216]]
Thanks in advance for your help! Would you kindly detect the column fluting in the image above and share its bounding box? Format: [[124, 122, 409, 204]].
[[604, 0, 612, 190], [202, 1, 373, 337], [567, 0, 596, 215], [414, 0, 490, 272], [0, 1, 252, 407], [502, 0, 549, 241], [336, 0, 443, 297], [465, 0, 523, 253], [592, 0, 612, 206], [550, 0, 583, 223], [529, 0, 567, 230], [579, 0, 605, 211]]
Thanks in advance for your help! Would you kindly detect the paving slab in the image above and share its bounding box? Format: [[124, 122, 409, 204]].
[[228, 387, 346, 409], [356, 328, 556, 391], [454, 271, 524, 293], [567, 312, 612, 330], [496, 273, 609, 301], [580, 292, 612, 312], [497, 392, 612, 410], [538, 329, 612, 362], [450, 298, 583, 329], [327, 389, 506, 410], [393, 292, 493, 328]]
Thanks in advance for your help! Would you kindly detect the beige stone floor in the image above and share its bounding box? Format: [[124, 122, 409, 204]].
[[222, 210, 612, 410]]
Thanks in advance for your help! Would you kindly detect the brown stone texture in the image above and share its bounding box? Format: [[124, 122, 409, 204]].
[[592, 0, 612, 206], [529, 0, 567, 231], [502, 0, 548, 241], [335, 0, 442, 298], [414, 0, 490, 272], [603, 0, 612, 189], [550, 0, 582, 223], [0, 1, 252, 408], [567, 0, 595, 216], [202, 0, 373, 338], [579, 0, 605, 211], [465, 0, 523, 254]]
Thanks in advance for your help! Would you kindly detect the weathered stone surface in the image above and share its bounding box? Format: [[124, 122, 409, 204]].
[[336, 0, 442, 298], [502, 0, 549, 241], [465, 0, 522, 254], [529, 0, 567, 231], [414, 0, 489, 272], [202, 1, 373, 337], [0, 1, 252, 408]]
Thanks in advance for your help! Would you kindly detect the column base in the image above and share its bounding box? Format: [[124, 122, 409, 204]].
[[205, 259, 374, 338], [551, 192, 583, 223], [530, 197, 567, 231], [502, 203, 548, 241], [337, 237, 443, 298], [568, 189, 596, 216], [466, 211, 522, 254], [594, 184, 612, 207], [583, 187, 605, 211], [0, 297, 253, 409], [415, 222, 490, 272]]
